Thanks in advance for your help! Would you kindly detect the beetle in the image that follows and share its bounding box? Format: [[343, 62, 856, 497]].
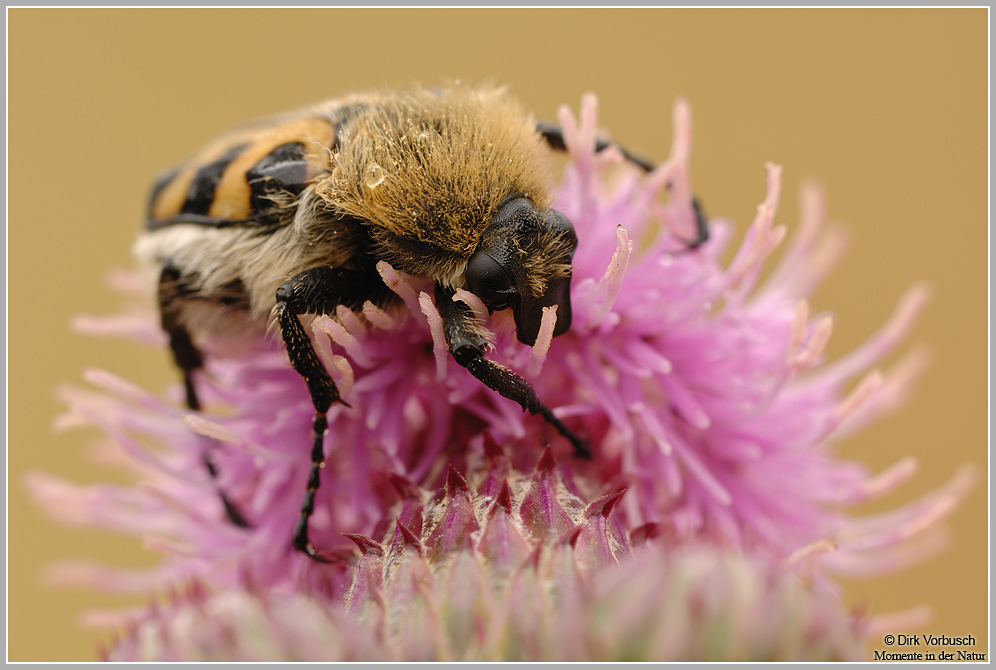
[[135, 84, 707, 559]]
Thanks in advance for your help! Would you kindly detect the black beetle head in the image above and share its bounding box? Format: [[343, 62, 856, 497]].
[[465, 197, 578, 346]]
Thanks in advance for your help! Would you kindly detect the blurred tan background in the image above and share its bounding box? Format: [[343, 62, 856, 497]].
[[8, 8, 987, 661]]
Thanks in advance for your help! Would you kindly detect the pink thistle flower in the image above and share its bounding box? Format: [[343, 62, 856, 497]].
[[29, 93, 973, 660]]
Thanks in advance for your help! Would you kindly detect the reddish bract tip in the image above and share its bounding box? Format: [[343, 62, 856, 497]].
[[585, 489, 626, 519], [628, 522, 661, 548], [482, 432, 506, 464], [490, 478, 514, 518], [342, 533, 384, 557], [446, 465, 470, 498], [389, 474, 421, 500], [534, 446, 558, 479]]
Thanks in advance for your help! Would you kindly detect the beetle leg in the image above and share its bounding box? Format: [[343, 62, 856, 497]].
[[200, 452, 251, 528], [536, 120, 656, 172], [536, 122, 709, 249], [686, 197, 710, 249], [274, 265, 385, 561], [159, 262, 251, 528], [159, 262, 204, 411], [434, 284, 591, 459]]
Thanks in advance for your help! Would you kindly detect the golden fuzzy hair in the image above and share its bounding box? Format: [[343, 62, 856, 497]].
[[315, 85, 555, 283]]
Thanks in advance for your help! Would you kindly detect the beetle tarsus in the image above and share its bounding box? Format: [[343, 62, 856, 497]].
[[436, 283, 589, 458]]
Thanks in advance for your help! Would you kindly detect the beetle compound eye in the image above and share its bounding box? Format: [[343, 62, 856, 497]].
[[466, 251, 517, 310]]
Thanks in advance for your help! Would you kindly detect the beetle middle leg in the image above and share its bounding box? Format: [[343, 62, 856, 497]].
[[434, 283, 591, 459], [274, 265, 385, 561], [159, 262, 250, 528]]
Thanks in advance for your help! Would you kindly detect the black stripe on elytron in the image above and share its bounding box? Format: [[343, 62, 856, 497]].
[[180, 143, 250, 216], [246, 142, 309, 221], [147, 166, 181, 220]]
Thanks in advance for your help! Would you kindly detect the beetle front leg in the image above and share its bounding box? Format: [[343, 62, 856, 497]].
[[275, 265, 375, 561], [435, 284, 591, 459]]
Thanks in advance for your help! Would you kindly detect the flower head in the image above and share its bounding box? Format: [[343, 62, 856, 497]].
[[30, 94, 973, 661]]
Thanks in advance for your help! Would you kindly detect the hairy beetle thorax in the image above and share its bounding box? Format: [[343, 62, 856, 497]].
[[315, 86, 555, 284]]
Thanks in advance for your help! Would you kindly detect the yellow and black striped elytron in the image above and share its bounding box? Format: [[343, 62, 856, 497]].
[[136, 84, 707, 560]]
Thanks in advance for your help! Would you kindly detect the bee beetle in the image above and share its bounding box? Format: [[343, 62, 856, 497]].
[[135, 84, 707, 560]]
